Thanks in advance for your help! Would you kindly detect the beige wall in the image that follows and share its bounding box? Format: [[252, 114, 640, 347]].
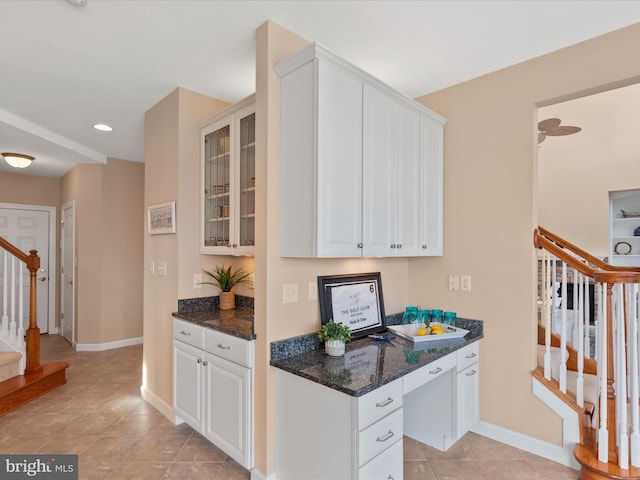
[[537, 83, 640, 257], [143, 87, 231, 410], [412, 24, 640, 445], [0, 171, 62, 327], [61, 158, 144, 345]]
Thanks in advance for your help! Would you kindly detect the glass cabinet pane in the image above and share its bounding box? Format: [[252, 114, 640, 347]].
[[239, 113, 255, 247], [204, 124, 231, 247]]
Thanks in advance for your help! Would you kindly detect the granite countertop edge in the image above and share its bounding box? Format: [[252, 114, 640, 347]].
[[172, 306, 255, 340], [270, 318, 483, 397]]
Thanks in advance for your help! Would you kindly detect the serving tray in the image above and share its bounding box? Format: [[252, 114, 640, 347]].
[[387, 322, 469, 343]]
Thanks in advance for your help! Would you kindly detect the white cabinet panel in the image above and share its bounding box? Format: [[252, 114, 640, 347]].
[[358, 438, 403, 480], [456, 363, 480, 440], [173, 340, 204, 431]]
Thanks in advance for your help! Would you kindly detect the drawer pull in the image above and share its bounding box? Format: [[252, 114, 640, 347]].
[[466, 352, 477, 359], [466, 369, 477, 376], [217, 343, 231, 350], [429, 366, 442, 375], [180, 330, 191, 336], [376, 430, 395, 443], [376, 397, 394, 408]]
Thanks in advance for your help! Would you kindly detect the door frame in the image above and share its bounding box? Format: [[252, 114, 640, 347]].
[[61, 201, 75, 346], [0, 202, 57, 334]]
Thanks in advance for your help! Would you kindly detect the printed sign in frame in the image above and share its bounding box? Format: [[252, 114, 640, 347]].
[[317, 272, 386, 339]]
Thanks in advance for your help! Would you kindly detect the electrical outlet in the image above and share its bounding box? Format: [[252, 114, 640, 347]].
[[157, 261, 167, 277], [248, 273, 255, 289], [283, 283, 299, 304], [194, 273, 202, 289], [461, 275, 471, 291], [149, 261, 155, 276], [448, 274, 460, 291], [308, 281, 318, 300]]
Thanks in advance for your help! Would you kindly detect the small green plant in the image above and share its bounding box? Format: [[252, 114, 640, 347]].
[[318, 322, 352, 343], [200, 264, 253, 292]]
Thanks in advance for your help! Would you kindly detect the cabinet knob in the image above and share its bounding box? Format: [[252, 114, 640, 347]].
[[390, 244, 396, 249], [422, 245, 427, 249], [357, 243, 363, 249], [397, 244, 402, 249], [202, 361, 208, 367], [232, 243, 237, 248], [197, 358, 202, 364]]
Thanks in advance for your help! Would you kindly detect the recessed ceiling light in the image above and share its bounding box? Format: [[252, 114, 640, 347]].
[[93, 123, 112, 132]]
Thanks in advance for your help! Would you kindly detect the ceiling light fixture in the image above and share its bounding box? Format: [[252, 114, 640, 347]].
[[93, 123, 112, 132], [1, 152, 35, 169]]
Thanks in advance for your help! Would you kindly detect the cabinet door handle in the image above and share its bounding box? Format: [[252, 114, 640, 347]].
[[203, 361, 208, 366], [232, 243, 237, 248], [466, 369, 477, 376], [180, 330, 191, 336], [397, 244, 402, 249], [376, 430, 395, 443], [466, 352, 477, 359], [375, 397, 394, 408], [388, 476, 395, 480], [429, 367, 442, 375], [422, 245, 427, 249], [357, 243, 363, 248], [217, 343, 231, 350], [390, 244, 396, 249], [196, 358, 202, 364]]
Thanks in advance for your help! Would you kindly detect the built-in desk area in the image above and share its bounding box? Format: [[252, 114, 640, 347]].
[[270, 318, 483, 479]]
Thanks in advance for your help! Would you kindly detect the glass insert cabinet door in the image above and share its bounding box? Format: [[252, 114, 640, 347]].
[[204, 123, 231, 248], [238, 112, 255, 249], [201, 98, 256, 255]]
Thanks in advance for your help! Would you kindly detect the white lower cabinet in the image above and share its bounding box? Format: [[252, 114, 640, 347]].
[[455, 342, 480, 440], [173, 318, 253, 469], [358, 439, 403, 480]]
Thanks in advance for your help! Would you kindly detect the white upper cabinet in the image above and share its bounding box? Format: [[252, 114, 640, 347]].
[[276, 43, 446, 258], [200, 96, 256, 256]]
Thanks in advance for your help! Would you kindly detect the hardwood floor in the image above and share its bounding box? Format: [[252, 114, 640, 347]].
[[0, 334, 579, 479]]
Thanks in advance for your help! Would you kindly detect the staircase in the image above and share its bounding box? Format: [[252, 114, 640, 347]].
[[534, 226, 640, 479], [0, 237, 68, 415]]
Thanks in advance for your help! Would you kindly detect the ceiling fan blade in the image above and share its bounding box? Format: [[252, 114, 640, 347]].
[[544, 126, 581, 136], [538, 118, 562, 132], [538, 133, 546, 144]]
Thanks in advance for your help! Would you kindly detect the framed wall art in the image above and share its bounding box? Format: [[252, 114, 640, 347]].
[[147, 201, 176, 235], [317, 272, 386, 339]]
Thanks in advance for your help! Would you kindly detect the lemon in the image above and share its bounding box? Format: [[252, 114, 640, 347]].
[[431, 325, 444, 335], [416, 328, 428, 336]]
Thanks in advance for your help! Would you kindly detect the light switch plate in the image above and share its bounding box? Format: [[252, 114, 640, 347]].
[[157, 261, 167, 277], [308, 281, 318, 300], [194, 273, 203, 289], [283, 283, 299, 304]]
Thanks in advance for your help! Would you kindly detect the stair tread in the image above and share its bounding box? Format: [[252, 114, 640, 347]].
[[0, 351, 22, 367]]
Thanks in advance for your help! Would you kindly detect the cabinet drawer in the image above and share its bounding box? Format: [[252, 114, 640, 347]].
[[358, 408, 403, 467], [205, 329, 253, 367], [357, 379, 403, 430], [173, 318, 205, 349], [403, 353, 455, 395], [457, 342, 479, 372], [358, 437, 402, 480]]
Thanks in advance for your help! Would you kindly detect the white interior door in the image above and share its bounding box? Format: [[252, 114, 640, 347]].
[[0, 207, 51, 333], [61, 203, 75, 345]]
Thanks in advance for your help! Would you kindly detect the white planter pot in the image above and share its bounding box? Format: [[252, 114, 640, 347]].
[[325, 340, 345, 357]]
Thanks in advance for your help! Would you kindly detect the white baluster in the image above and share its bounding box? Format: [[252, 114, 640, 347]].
[[633, 282, 640, 468], [576, 272, 584, 408], [543, 251, 551, 380], [598, 282, 609, 464], [585, 278, 592, 359], [559, 263, 568, 393], [9, 256, 16, 341], [1, 250, 7, 337], [617, 283, 628, 469], [17, 264, 24, 346]]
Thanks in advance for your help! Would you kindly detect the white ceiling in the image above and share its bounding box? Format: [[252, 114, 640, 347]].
[[2, 0, 640, 177]]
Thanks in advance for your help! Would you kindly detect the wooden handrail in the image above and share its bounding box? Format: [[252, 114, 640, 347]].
[[0, 237, 28, 263], [537, 226, 640, 273], [534, 228, 597, 278]]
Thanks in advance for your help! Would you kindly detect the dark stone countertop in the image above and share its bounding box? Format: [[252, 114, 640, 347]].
[[172, 298, 255, 340], [270, 318, 483, 397]]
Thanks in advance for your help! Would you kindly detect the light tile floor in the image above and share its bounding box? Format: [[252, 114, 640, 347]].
[[0, 334, 579, 479]]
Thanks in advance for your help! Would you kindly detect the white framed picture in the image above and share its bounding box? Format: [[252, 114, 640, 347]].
[[147, 201, 176, 235]]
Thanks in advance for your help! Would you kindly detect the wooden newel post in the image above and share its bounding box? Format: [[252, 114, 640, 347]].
[[24, 250, 42, 375]]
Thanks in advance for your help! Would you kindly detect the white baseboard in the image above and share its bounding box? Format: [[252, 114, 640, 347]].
[[140, 385, 183, 424], [75, 336, 143, 352], [471, 420, 580, 470]]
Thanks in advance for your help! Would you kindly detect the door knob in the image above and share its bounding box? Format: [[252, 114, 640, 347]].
[[38, 276, 47, 282]]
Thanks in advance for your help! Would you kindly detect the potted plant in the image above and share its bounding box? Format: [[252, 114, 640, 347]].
[[201, 264, 253, 310], [318, 322, 352, 357]]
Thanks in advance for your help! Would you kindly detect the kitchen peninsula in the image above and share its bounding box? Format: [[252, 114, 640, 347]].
[[271, 318, 483, 479]]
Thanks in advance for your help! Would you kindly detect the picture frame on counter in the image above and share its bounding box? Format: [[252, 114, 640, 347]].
[[317, 272, 386, 339], [148, 201, 176, 235]]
